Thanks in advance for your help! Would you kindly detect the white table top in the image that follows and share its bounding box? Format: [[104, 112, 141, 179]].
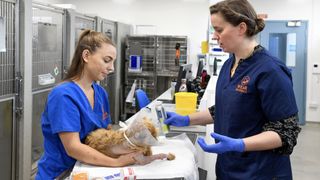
[[72, 135, 199, 180]]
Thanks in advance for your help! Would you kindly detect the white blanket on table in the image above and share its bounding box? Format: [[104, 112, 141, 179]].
[[71, 134, 199, 180]]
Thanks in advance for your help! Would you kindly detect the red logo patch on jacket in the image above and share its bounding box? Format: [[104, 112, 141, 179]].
[[236, 76, 250, 93], [102, 106, 108, 120]]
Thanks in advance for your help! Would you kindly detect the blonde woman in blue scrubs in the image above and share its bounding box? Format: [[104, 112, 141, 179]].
[[165, 0, 301, 179], [35, 30, 163, 179]]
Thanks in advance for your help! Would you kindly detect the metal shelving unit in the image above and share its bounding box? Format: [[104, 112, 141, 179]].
[[123, 35, 188, 116]]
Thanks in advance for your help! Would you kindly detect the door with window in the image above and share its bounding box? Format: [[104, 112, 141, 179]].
[[259, 20, 307, 124], [0, 0, 19, 179], [31, 4, 65, 175]]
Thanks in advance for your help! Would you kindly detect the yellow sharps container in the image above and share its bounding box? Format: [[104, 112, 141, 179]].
[[175, 92, 198, 115]]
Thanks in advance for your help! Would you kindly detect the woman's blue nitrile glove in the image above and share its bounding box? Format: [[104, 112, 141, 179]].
[[197, 132, 245, 154], [164, 112, 190, 127]]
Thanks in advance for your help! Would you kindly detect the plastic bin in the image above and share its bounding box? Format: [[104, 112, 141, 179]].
[[175, 92, 198, 115]]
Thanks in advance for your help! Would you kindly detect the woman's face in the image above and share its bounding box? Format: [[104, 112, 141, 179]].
[[211, 12, 242, 53], [84, 43, 117, 81]]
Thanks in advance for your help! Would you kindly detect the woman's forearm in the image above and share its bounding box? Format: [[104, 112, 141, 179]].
[[243, 131, 282, 151], [189, 109, 213, 125], [69, 143, 134, 167], [59, 132, 135, 167]]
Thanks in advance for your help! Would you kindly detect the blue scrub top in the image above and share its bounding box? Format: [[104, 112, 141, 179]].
[[214, 47, 298, 179], [36, 81, 111, 180]]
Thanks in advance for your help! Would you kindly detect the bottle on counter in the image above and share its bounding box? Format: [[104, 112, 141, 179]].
[[171, 80, 177, 98], [132, 97, 136, 107], [179, 78, 188, 92], [154, 101, 169, 136]]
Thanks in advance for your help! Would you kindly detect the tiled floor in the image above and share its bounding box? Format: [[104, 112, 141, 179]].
[[291, 122, 320, 180]]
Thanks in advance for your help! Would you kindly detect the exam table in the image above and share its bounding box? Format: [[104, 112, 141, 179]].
[[71, 134, 199, 180]]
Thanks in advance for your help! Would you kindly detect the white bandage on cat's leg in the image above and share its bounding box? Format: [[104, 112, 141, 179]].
[[133, 153, 167, 165]]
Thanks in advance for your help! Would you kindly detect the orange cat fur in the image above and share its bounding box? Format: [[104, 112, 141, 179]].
[[85, 117, 157, 158]]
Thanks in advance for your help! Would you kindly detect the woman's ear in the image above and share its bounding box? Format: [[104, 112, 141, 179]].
[[238, 22, 247, 36], [82, 49, 90, 62]]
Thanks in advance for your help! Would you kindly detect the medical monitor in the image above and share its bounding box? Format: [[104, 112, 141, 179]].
[[196, 60, 204, 77]]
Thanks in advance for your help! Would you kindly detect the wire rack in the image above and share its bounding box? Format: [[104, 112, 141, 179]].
[[123, 35, 188, 116], [0, 0, 15, 97]]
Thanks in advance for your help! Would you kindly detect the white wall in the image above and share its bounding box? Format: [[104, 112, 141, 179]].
[[54, 0, 320, 122], [308, 0, 320, 123]]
